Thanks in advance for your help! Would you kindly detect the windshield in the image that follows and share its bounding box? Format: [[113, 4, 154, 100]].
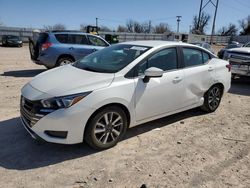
[[7, 35, 20, 40], [73, 44, 150, 73]]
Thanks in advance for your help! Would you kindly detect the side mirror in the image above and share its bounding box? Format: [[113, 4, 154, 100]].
[[143, 67, 164, 83]]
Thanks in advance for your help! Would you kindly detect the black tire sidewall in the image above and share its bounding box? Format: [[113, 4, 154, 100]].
[[203, 85, 222, 112], [85, 106, 128, 150]]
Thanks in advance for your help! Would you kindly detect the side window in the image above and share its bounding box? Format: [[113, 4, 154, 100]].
[[88, 36, 107, 47], [55, 34, 68, 44], [68, 34, 88, 45], [183, 48, 203, 67], [137, 48, 177, 76], [202, 51, 210, 63]]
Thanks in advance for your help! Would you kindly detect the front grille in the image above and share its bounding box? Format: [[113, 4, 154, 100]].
[[20, 96, 52, 128]]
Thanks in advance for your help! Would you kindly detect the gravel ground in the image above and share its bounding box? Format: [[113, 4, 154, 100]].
[[0, 45, 250, 188]]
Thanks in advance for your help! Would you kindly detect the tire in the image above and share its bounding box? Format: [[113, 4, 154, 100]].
[[200, 85, 223, 112], [84, 106, 128, 150], [56, 57, 74, 67]]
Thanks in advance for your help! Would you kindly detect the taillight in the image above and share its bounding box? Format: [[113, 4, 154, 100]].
[[41, 42, 52, 51], [226, 64, 231, 72]]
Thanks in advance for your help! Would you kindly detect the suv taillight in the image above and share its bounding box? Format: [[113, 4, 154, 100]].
[[226, 64, 231, 72], [41, 42, 52, 51]]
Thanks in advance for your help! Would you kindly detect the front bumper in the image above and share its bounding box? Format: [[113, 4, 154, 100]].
[[20, 96, 95, 144]]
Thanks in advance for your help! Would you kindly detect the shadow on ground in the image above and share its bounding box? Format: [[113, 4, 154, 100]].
[[229, 76, 250, 96], [1, 69, 45, 78], [0, 108, 205, 170]]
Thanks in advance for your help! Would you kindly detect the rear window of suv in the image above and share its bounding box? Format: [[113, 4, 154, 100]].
[[55, 34, 68, 43]]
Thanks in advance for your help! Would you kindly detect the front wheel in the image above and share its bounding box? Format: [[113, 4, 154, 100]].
[[84, 106, 128, 150], [201, 85, 223, 112]]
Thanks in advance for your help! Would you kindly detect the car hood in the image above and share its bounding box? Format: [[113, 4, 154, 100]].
[[25, 65, 114, 98], [227, 47, 250, 53]]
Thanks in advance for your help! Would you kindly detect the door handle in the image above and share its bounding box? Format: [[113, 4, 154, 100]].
[[208, 67, 214, 71], [173, 76, 182, 83], [92, 48, 97, 52], [69, 47, 74, 50]]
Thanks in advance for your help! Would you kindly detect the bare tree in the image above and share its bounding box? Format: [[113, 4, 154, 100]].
[[218, 23, 238, 36], [239, 15, 250, 35], [43, 23, 66, 31], [153, 23, 170, 34], [126, 19, 134, 32], [117, 25, 128, 32], [99, 25, 111, 32], [191, 12, 211, 35], [80, 24, 87, 31]]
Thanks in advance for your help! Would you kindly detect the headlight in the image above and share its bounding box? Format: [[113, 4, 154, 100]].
[[41, 92, 91, 109], [223, 51, 230, 60]]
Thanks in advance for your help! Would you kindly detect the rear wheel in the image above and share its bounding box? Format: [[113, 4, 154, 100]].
[[57, 57, 74, 66], [84, 106, 128, 150], [201, 85, 223, 112]]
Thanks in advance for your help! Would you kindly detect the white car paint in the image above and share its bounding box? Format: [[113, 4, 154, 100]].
[[20, 41, 231, 144]]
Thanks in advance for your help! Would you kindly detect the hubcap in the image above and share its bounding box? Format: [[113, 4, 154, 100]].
[[208, 87, 221, 110], [94, 112, 123, 145], [60, 59, 72, 66]]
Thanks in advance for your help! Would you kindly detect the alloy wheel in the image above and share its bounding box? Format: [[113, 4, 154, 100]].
[[93, 112, 123, 145], [208, 86, 221, 111]]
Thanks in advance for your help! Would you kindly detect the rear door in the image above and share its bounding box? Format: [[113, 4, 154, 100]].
[[67, 34, 95, 60], [181, 47, 215, 106]]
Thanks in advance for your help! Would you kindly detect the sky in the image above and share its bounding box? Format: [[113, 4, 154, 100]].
[[0, 0, 249, 34]]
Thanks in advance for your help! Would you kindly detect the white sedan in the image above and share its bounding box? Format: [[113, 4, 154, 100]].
[[20, 41, 231, 149]]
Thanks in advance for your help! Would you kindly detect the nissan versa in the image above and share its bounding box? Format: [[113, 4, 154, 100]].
[[20, 41, 231, 149]]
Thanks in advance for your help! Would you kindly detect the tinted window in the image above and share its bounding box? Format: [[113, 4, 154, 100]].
[[55, 34, 68, 43], [68, 34, 88, 45], [88, 36, 107, 46], [202, 51, 210, 63], [183, 48, 203, 67], [138, 48, 177, 75]]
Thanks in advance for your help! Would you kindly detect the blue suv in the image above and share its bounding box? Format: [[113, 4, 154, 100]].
[[29, 31, 110, 68]]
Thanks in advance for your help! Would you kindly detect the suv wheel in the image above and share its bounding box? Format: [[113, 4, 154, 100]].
[[201, 85, 222, 112], [57, 57, 74, 66], [84, 106, 128, 150]]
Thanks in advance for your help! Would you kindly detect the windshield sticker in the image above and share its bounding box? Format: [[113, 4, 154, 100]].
[[130, 46, 148, 51]]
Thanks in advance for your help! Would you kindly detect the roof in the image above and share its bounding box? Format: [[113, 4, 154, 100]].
[[121, 40, 195, 48]]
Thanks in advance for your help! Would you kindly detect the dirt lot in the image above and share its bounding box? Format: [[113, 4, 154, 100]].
[[0, 45, 250, 188]]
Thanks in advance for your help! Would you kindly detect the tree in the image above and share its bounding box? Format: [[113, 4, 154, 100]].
[[218, 23, 238, 36], [99, 25, 111, 32], [43, 23, 66, 31], [126, 19, 134, 32], [117, 25, 128, 32], [239, 15, 250, 35], [191, 12, 211, 35], [153, 23, 170, 34], [80, 24, 87, 31]]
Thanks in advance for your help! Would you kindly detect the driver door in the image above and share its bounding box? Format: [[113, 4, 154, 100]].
[[134, 47, 186, 121]]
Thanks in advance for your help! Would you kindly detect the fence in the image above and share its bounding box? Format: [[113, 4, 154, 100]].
[[0, 26, 249, 44]]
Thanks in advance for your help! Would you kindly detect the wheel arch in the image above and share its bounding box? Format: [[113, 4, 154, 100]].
[[56, 54, 75, 65], [84, 103, 131, 140]]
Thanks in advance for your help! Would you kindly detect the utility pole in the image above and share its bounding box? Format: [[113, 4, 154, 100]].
[[148, 20, 151, 33], [197, 0, 203, 30], [176, 16, 182, 33], [210, 0, 219, 44], [196, 0, 219, 44], [96, 17, 98, 28]]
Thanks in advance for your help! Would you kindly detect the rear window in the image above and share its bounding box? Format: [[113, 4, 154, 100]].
[[55, 34, 68, 43]]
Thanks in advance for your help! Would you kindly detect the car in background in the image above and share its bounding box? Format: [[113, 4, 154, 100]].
[[217, 43, 243, 59], [223, 46, 250, 77], [29, 31, 110, 69], [1, 35, 23, 47], [190, 42, 214, 53], [20, 41, 231, 149]]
